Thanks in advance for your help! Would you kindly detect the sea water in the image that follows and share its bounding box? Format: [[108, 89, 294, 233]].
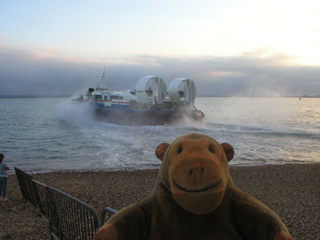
[[1, 97, 319, 173]]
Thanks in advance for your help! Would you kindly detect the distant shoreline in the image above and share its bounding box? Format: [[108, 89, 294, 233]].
[[0, 95, 71, 99], [1, 95, 320, 99]]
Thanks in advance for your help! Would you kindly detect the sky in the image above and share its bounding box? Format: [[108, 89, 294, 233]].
[[0, 0, 320, 97]]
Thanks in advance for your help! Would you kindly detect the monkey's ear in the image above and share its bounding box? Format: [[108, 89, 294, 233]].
[[155, 143, 170, 161], [221, 143, 234, 162]]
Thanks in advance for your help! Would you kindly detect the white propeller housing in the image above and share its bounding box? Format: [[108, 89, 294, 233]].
[[135, 76, 167, 104], [168, 78, 196, 105]]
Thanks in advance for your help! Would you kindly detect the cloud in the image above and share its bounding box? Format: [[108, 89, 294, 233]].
[[0, 44, 319, 97]]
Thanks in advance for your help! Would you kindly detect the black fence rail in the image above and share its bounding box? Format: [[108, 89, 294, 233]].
[[99, 207, 118, 228], [35, 178, 48, 216], [15, 167, 35, 202], [14, 168, 118, 240], [14, 167, 47, 216], [46, 185, 99, 240]]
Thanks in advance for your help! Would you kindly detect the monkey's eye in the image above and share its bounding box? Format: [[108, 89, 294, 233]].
[[177, 147, 183, 154], [209, 146, 215, 153]]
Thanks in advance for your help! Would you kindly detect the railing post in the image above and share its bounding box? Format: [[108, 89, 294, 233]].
[[99, 207, 118, 228], [14, 167, 47, 216], [46, 185, 99, 240]]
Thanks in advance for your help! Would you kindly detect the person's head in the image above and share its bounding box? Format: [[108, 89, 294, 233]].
[[0, 153, 4, 163]]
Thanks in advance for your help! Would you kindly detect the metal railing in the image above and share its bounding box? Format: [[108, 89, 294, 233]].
[[14, 167, 46, 216], [15, 167, 118, 240], [46, 185, 99, 240], [99, 207, 118, 228]]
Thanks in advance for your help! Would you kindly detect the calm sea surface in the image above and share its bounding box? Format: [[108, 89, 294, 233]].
[[1, 97, 319, 173]]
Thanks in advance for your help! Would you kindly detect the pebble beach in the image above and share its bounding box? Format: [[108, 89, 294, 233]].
[[1, 163, 319, 239]]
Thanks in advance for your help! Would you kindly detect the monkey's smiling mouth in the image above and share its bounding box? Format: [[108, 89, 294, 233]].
[[173, 179, 222, 193]]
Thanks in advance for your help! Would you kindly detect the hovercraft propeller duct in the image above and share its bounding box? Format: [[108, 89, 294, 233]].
[[135, 76, 167, 105], [168, 78, 196, 106], [135, 76, 197, 107]]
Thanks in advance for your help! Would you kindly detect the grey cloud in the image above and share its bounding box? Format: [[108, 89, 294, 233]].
[[0, 45, 319, 97]]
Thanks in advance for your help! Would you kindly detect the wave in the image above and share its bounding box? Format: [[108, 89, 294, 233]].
[[204, 121, 320, 140]]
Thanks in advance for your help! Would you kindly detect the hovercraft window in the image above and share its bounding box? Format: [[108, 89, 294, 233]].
[[95, 95, 102, 101], [111, 96, 123, 100]]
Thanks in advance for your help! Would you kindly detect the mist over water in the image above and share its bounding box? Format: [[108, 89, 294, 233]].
[[1, 97, 319, 173]]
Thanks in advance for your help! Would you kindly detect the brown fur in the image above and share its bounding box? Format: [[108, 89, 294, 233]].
[[95, 133, 293, 240]]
